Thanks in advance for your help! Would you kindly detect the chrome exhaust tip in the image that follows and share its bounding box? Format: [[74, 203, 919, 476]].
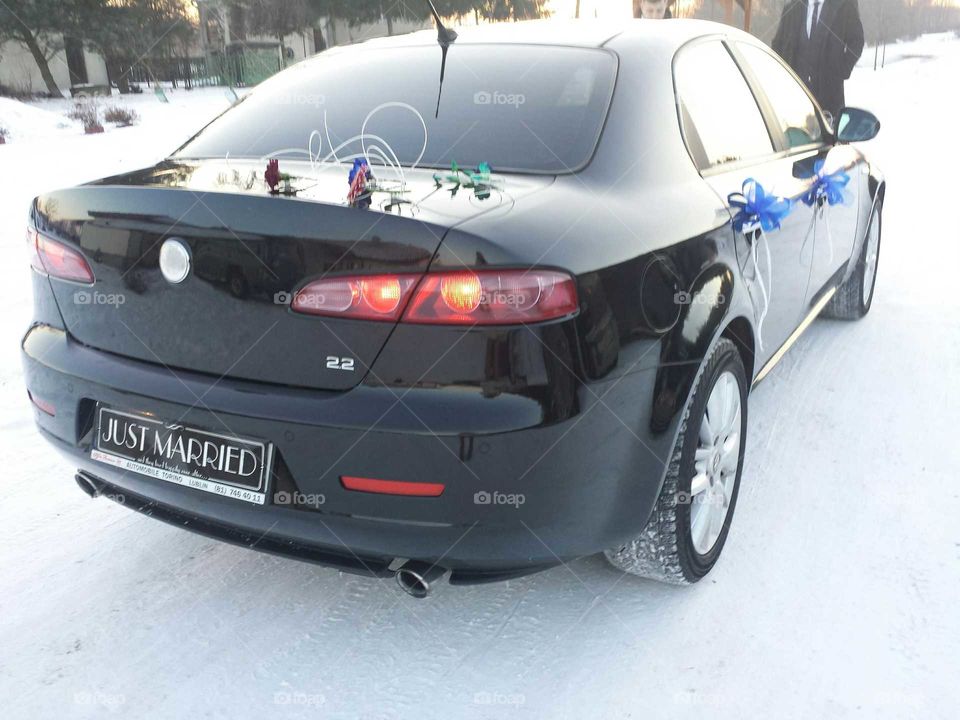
[[395, 560, 447, 599], [74, 472, 100, 499]]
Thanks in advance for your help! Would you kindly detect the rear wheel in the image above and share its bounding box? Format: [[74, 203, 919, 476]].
[[823, 203, 881, 320], [605, 338, 747, 584]]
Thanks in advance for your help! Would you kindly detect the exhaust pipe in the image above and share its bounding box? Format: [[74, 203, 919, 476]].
[[74, 472, 100, 498], [395, 560, 447, 599]]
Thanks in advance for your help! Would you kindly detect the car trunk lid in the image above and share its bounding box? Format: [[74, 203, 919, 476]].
[[32, 158, 552, 391]]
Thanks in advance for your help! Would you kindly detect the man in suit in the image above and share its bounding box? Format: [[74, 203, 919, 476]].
[[772, 0, 865, 117]]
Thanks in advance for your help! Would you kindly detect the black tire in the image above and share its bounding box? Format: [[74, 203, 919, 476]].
[[822, 203, 882, 320], [605, 338, 748, 585]]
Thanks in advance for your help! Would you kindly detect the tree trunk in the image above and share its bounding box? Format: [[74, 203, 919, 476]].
[[105, 56, 131, 94], [21, 30, 62, 96]]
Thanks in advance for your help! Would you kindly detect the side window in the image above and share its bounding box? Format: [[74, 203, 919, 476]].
[[738, 43, 824, 149], [674, 41, 774, 170]]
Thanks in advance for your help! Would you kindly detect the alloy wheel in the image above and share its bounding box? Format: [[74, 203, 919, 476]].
[[690, 370, 742, 555]]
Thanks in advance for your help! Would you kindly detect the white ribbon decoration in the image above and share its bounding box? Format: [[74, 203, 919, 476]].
[[743, 223, 772, 353]]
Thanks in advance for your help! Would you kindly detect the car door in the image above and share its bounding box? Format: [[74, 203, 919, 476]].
[[733, 40, 863, 307], [674, 38, 817, 367]]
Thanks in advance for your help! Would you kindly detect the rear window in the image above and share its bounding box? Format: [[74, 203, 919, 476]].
[[175, 44, 617, 174]]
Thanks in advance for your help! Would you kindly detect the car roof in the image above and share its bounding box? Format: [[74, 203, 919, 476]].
[[326, 18, 755, 54]]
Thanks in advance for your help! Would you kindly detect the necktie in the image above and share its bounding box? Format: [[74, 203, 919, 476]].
[[811, 0, 822, 38]]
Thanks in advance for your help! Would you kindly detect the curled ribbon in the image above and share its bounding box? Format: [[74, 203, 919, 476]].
[[801, 160, 852, 266], [728, 179, 792, 352]]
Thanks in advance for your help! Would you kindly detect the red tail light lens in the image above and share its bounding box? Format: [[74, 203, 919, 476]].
[[291, 270, 578, 325], [405, 270, 578, 325], [359, 277, 404, 315], [340, 476, 445, 497], [29, 228, 95, 284], [440, 273, 483, 313], [292, 275, 419, 321], [27, 390, 56, 417]]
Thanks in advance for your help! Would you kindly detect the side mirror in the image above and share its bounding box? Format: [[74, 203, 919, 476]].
[[836, 107, 881, 143]]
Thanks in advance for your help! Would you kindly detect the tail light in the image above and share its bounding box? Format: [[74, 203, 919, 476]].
[[292, 275, 419, 321], [28, 228, 95, 284], [405, 270, 577, 324], [292, 270, 577, 326]]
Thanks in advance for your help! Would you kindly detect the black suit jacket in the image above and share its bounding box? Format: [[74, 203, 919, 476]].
[[772, 0, 864, 114]]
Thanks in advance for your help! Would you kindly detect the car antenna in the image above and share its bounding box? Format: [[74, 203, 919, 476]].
[[425, 0, 457, 117]]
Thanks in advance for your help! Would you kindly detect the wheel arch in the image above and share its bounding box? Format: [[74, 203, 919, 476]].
[[721, 315, 756, 383], [843, 167, 885, 285], [644, 308, 755, 510]]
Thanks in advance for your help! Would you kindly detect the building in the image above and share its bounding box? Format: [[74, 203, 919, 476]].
[[0, 5, 429, 97], [0, 37, 109, 96]]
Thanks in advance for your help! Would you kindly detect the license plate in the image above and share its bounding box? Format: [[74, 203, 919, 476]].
[[91, 406, 272, 505]]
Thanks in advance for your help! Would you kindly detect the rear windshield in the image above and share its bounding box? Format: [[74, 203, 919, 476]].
[[175, 44, 617, 174]]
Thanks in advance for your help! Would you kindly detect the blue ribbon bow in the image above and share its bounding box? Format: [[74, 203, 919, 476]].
[[802, 159, 851, 207], [728, 179, 793, 233]]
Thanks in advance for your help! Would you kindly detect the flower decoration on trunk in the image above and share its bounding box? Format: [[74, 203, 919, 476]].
[[265, 159, 298, 195], [433, 161, 503, 200], [728, 178, 793, 234], [265, 159, 281, 193], [347, 158, 374, 208], [801, 159, 851, 208]]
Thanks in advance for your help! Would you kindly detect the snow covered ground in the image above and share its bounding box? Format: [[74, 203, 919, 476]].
[[2, 35, 959, 720]]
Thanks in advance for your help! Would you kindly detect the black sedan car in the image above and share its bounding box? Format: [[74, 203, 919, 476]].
[[22, 20, 883, 596]]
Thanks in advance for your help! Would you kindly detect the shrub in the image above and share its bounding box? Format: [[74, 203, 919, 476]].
[[104, 106, 140, 127], [67, 101, 104, 134]]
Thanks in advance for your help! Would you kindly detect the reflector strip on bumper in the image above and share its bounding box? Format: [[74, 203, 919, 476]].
[[340, 476, 444, 497]]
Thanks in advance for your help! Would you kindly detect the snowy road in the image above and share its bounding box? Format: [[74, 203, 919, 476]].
[[2, 37, 959, 720]]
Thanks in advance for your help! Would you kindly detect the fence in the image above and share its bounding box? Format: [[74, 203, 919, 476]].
[[121, 43, 284, 91], [125, 57, 220, 89]]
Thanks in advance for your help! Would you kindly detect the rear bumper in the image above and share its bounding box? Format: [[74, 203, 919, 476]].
[[22, 323, 676, 577]]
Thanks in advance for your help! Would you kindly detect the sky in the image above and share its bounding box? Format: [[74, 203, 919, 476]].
[[546, 0, 710, 20], [547, 0, 636, 19]]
